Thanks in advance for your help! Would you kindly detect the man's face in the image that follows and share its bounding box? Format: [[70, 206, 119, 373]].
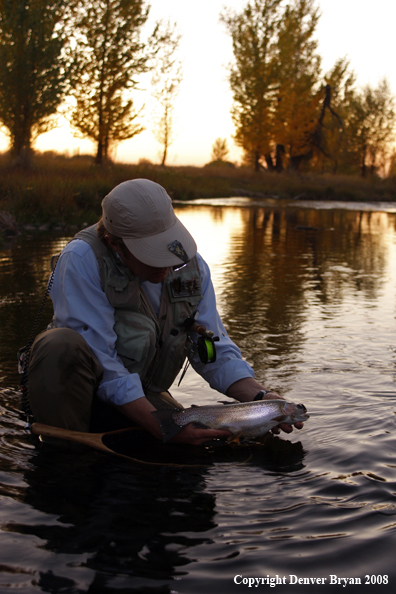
[[105, 234, 169, 283], [120, 249, 169, 283]]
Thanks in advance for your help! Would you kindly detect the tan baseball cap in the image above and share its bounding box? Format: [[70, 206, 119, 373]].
[[102, 179, 197, 267]]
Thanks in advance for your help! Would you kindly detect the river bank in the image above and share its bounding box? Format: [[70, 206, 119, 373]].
[[1, 153, 396, 235]]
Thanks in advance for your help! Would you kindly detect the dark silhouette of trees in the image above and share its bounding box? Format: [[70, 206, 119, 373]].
[[0, 0, 72, 168], [70, 0, 153, 165]]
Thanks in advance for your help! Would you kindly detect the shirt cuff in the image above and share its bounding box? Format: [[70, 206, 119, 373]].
[[201, 358, 255, 394], [96, 374, 145, 406]]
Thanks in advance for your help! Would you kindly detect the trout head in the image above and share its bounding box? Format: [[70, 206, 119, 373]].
[[283, 402, 309, 422]]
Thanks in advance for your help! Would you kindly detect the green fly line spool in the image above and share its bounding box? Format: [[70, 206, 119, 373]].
[[198, 336, 217, 364]]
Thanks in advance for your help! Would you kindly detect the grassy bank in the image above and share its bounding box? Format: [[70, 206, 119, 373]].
[[1, 152, 396, 230]]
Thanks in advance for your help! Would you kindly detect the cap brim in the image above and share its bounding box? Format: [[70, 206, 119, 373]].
[[122, 217, 197, 267]]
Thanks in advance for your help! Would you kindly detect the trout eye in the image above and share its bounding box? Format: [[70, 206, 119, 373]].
[[297, 404, 306, 412]]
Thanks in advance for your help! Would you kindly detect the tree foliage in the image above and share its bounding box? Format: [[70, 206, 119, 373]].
[[221, 0, 282, 171], [272, 0, 322, 170], [0, 0, 72, 167], [223, 0, 396, 175], [315, 63, 395, 176], [211, 138, 229, 161], [222, 0, 323, 171], [70, 0, 156, 164], [312, 58, 355, 173], [349, 79, 395, 176]]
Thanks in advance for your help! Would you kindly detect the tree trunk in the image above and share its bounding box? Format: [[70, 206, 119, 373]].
[[161, 144, 168, 167], [275, 144, 285, 172], [95, 0, 110, 166], [265, 153, 275, 171], [254, 151, 261, 172], [289, 150, 313, 171], [95, 139, 104, 165], [11, 126, 33, 169], [360, 145, 367, 177]]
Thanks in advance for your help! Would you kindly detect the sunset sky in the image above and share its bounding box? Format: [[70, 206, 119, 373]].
[[1, 0, 394, 166]]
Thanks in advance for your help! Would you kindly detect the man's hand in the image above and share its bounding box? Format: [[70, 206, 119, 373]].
[[169, 424, 231, 446], [118, 397, 231, 445]]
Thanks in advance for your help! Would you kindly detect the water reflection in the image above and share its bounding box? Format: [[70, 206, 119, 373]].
[[176, 205, 395, 393], [1, 205, 393, 390], [0, 235, 72, 387], [18, 450, 215, 590], [0, 426, 308, 592]]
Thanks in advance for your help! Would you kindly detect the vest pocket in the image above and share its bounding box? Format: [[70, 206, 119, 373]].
[[114, 311, 157, 378], [148, 330, 189, 392]]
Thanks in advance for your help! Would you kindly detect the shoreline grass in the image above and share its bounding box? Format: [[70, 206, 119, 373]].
[[1, 152, 396, 232]]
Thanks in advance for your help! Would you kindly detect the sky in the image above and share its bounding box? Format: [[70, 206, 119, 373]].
[[1, 0, 395, 166]]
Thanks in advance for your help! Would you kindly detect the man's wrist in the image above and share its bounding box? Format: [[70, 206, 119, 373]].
[[253, 390, 272, 401]]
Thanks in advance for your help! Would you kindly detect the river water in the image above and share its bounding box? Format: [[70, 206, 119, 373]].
[[0, 198, 395, 593]]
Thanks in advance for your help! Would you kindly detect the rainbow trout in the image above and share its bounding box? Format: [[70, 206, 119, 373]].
[[152, 399, 309, 442]]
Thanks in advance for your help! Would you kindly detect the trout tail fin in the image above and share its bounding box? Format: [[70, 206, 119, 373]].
[[151, 408, 183, 443]]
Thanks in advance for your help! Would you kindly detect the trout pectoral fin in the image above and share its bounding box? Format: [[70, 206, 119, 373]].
[[226, 433, 242, 445], [273, 415, 288, 424], [192, 421, 209, 429]]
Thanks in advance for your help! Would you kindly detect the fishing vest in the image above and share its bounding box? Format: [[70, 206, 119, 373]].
[[72, 225, 203, 392]]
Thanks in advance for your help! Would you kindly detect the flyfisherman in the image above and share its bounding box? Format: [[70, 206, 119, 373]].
[[26, 179, 303, 444]]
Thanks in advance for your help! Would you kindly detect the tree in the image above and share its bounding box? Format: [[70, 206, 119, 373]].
[[211, 138, 229, 161], [221, 0, 283, 172], [350, 79, 395, 176], [151, 21, 182, 166], [272, 0, 322, 170], [70, 0, 156, 165], [0, 0, 72, 167], [312, 58, 355, 173]]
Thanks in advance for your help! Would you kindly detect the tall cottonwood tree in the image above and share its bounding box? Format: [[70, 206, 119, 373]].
[[221, 0, 282, 172], [272, 0, 322, 170], [0, 0, 72, 167], [151, 21, 182, 166], [70, 0, 155, 164]]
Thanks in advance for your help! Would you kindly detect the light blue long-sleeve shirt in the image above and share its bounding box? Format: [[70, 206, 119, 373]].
[[49, 238, 254, 406]]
